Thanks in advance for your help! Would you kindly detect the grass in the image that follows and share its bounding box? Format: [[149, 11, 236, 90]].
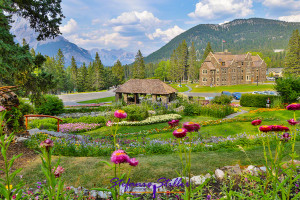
[[190, 84, 275, 93], [78, 96, 115, 104], [17, 143, 300, 188], [170, 84, 189, 92]]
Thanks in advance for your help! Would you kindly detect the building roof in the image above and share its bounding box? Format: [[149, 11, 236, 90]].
[[115, 79, 177, 95], [267, 68, 283, 73]]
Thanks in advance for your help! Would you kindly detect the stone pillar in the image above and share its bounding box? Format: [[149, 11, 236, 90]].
[[152, 94, 157, 103], [115, 93, 122, 102], [169, 93, 176, 102], [123, 93, 128, 104], [134, 93, 139, 104], [161, 95, 169, 104]]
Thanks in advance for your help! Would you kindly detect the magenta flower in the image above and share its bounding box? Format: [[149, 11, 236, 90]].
[[111, 150, 130, 164], [173, 128, 188, 138], [129, 158, 139, 166], [114, 110, 127, 119], [286, 103, 300, 110], [52, 166, 65, 178], [288, 119, 299, 126], [0, 106, 6, 112], [259, 125, 272, 132], [281, 132, 291, 142], [106, 121, 113, 127], [251, 119, 262, 126], [168, 119, 179, 127], [183, 122, 201, 132], [40, 139, 54, 150]]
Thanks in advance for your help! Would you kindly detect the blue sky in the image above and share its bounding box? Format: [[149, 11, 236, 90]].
[[59, 0, 300, 55]]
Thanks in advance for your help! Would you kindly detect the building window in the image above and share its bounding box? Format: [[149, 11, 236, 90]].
[[212, 77, 214, 82], [242, 69, 244, 73], [246, 75, 250, 81], [202, 78, 207, 82], [241, 62, 244, 65], [221, 62, 225, 66], [216, 69, 219, 73], [202, 69, 207, 74], [241, 76, 243, 80], [217, 78, 219, 81]]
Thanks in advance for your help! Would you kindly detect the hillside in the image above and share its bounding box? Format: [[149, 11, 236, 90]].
[[144, 18, 300, 63]]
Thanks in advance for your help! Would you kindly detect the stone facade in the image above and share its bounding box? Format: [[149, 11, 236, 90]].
[[199, 52, 267, 86]]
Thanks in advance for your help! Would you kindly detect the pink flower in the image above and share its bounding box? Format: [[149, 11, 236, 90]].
[[129, 158, 139, 166], [52, 166, 65, 178], [287, 119, 299, 126], [286, 103, 300, 110], [106, 121, 113, 127], [0, 106, 6, 112], [251, 119, 262, 126], [114, 110, 127, 119], [259, 125, 272, 132], [40, 139, 54, 150], [281, 132, 291, 142], [111, 150, 130, 164], [168, 119, 179, 127], [183, 122, 200, 132], [12, 195, 16, 199], [173, 128, 188, 138]]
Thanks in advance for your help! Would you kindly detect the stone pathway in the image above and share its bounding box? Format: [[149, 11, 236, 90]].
[[223, 109, 248, 119], [28, 128, 84, 140]]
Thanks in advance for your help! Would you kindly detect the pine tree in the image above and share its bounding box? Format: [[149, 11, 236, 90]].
[[202, 42, 213, 61], [77, 63, 88, 92], [169, 50, 178, 82], [112, 60, 125, 85], [70, 56, 78, 91], [55, 49, 66, 93], [285, 30, 300, 76], [93, 52, 105, 90], [133, 50, 146, 79], [177, 40, 189, 81], [87, 62, 94, 91], [188, 42, 198, 81]]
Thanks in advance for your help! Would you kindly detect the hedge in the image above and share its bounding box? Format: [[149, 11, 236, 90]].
[[240, 94, 279, 107]]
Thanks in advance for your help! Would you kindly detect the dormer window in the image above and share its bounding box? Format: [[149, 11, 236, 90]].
[[241, 62, 244, 66], [221, 62, 225, 66]]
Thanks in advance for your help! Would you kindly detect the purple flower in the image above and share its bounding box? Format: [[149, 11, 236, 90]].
[[288, 119, 299, 126]]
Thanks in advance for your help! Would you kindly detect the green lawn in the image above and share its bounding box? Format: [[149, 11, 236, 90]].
[[78, 96, 115, 104], [17, 143, 300, 188], [170, 83, 189, 92], [190, 84, 275, 93]]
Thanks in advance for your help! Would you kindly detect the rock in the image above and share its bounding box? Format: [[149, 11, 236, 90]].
[[191, 175, 206, 185], [282, 160, 300, 169], [215, 169, 225, 181], [260, 166, 267, 172], [89, 190, 97, 197], [98, 191, 110, 198], [16, 137, 28, 142], [170, 177, 189, 185], [243, 165, 259, 176], [204, 173, 211, 179], [220, 164, 242, 176]]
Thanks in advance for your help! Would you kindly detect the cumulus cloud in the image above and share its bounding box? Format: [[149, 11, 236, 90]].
[[278, 14, 300, 22], [262, 0, 300, 8], [188, 0, 253, 21], [60, 18, 78, 34], [147, 25, 185, 43]]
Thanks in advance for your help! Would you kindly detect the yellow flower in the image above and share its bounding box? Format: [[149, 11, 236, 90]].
[[6, 185, 12, 189]]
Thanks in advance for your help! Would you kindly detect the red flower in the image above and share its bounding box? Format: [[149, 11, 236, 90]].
[[173, 128, 188, 138], [287, 119, 299, 126], [251, 119, 262, 126], [286, 103, 300, 110], [52, 166, 65, 178], [129, 158, 139, 166], [183, 122, 201, 132], [259, 125, 272, 132], [281, 133, 291, 142], [270, 125, 289, 132]]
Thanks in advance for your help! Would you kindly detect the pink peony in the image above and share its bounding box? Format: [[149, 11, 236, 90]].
[[52, 166, 64, 178], [168, 119, 179, 127], [106, 121, 113, 127], [40, 139, 54, 150], [286, 103, 300, 111], [287, 119, 299, 126], [129, 158, 139, 166], [173, 128, 188, 138], [259, 125, 272, 132], [111, 150, 130, 164], [183, 122, 201, 132], [251, 119, 262, 126], [114, 110, 127, 119]]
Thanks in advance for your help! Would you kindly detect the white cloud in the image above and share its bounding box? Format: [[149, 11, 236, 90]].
[[188, 0, 253, 21], [60, 18, 78, 34], [147, 25, 185, 43], [279, 14, 300, 22], [262, 0, 300, 8]]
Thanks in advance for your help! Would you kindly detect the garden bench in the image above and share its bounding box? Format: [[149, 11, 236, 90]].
[[24, 115, 63, 132]]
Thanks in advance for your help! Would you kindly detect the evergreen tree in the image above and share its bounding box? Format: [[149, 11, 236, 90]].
[[188, 42, 198, 81], [133, 50, 146, 79], [155, 60, 170, 81], [93, 52, 105, 90], [112, 60, 125, 85], [77, 63, 88, 92], [177, 40, 188, 81], [55, 49, 66, 93], [202, 42, 213, 61], [87, 62, 94, 91], [285, 30, 300, 76], [70, 56, 78, 91], [169, 50, 178, 82]]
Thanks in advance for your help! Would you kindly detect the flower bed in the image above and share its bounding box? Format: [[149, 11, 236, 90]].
[[114, 114, 182, 126], [59, 123, 101, 133], [65, 103, 106, 108], [249, 108, 285, 114]]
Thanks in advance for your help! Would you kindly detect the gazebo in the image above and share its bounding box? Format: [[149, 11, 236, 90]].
[[115, 79, 177, 104]]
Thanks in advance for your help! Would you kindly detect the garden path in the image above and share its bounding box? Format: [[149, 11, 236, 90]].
[[28, 128, 84, 139], [223, 109, 248, 119]]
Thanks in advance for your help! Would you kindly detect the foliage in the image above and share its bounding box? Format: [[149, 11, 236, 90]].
[[5, 106, 24, 133], [188, 42, 198, 81], [284, 29, 300, 76], [183, 103, 235, 118], [112, 60, 125, 84], [123, 105, 149, 121], [211, 94, 233, 105], [275, 76, 300, 103], [202, 42, 213, 62], [240, 94, 279, 107], [132, 50, 146, 79], [271, 97, 285, 108], [114, 114, 182, 126], [18, 99, 35, 115], [35, 94, 64, 115]]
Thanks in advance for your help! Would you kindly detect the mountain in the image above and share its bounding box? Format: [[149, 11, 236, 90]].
[[10, 16, 134, 66], [144, 18, 300, 63], [89, 48, 135, 66]]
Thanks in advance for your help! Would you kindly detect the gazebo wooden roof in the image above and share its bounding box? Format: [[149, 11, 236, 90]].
[[115, 79, 177, 95]]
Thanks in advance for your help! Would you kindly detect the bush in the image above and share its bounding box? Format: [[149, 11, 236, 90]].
[[19, 99, 35, 115], [240, 94, 279, 107], [211, 95, 233, 105], [275, 76, 300, 103], [62, 115, 106, 124], [35, 95, 64, 115], [123, 105, 149, 121], [271, 97, 285, 108], [183, 103, 235, 118]]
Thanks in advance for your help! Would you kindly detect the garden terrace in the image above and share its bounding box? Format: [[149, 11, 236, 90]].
[[115, 79, 177, 104]]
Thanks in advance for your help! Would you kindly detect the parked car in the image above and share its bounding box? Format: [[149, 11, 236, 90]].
[[221, 91, 231, 96], [252, 91, 259, 94], [232, 92, 242, 100]]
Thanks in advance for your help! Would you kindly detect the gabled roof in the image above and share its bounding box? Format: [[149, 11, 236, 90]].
[[115, 79, 177, 95]]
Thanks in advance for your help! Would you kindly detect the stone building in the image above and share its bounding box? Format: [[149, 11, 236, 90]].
[[199, 52, 267, 86], [115, 79, 177, 104]]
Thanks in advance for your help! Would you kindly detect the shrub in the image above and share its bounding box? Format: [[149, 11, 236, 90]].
[[183, 103, 235, 118], [211, 95, 233, 105], [123, 105, 149, 121], [63, 115, 106, 124], [240, 94, 279, 107], [19, 99, 35, 115], [271, 97, 285, 108], [275, 76, 300, 103], [35, 95, 64, 115]]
